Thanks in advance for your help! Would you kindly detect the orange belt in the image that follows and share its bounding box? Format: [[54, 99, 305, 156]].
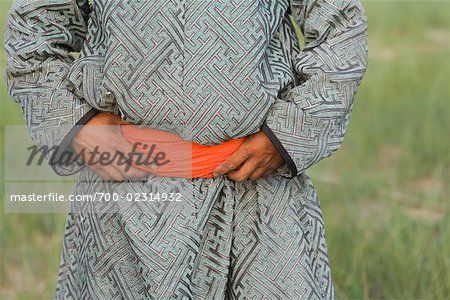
[[120, 124, 245, 178]]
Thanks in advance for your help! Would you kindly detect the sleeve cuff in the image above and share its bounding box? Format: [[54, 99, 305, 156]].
[[261, 120, 298, 179], [50, 108, 100, 175]]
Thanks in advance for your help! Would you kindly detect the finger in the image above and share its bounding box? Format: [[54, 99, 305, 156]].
[[226, 159, 258, 182], [119, 166, 149, 180], [262, 169, 274, 177], [212, 147, 250, 177], [109, 150, 148, 178], [113, 130, 157, 169], [89, 165, 119, 182], [112, 126, 137, 154], [83, 142, 144, 181], [90, 156, 133, 182], [113, 125, 175, 175], [249, 167, 268, 181]]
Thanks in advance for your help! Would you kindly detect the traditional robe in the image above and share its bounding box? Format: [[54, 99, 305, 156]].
[[4, 0, 368, 299]]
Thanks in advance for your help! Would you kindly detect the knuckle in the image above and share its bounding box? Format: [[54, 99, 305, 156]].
[[226, 173, 237, 181], [118, 170, 129, 178], [252, 159, 263, 168], [250, 174, 259, 181], [226, 163, 235, 170], [248, 158, 260, 169], [269, 163, 280, 170], [115, 174, 127, 181], [128, 170, 145, 179], [242, 146, 252, 157], [234, 175, 246, 182], [110, 133, 122, 146], [113, 176, 125, 182], [101, 174, 113, 181], [89, 163, 100, 171]]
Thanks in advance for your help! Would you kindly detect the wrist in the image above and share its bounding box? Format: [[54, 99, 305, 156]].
[[260, 120, 298, 178], [50, 108, 99, 169]]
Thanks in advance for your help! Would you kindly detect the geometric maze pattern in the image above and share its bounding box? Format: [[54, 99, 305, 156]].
[[4, 0, 368, 299], [263, 0, 369, 178]]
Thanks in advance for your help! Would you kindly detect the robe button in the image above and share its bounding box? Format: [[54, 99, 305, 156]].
[[200, 182, 209, 194], [104, 90, 114, 99]]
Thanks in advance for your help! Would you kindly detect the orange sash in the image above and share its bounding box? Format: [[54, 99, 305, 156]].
[[120, 124, 244, 178]]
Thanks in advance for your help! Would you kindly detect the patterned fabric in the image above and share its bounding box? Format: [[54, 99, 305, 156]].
[[4, 0, 368, 299]]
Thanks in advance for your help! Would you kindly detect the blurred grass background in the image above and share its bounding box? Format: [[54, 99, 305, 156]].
[[1, 0, 449, 299]]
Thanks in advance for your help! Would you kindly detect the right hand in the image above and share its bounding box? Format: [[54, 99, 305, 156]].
[[71, 112, 148, 181]]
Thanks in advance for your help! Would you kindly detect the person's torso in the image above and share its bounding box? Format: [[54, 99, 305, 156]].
[[68, 0, 298, 144]]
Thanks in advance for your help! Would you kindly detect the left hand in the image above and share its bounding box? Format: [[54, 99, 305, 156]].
[[212, 131, 285, 181]]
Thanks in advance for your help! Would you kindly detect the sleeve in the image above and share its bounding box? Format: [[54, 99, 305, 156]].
[[261, 0, 369, 179], [3, 0, 99, 176]]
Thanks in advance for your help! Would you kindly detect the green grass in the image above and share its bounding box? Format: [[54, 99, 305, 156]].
[[1, 1, 450, 299], [311, 1, 450, 298]]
